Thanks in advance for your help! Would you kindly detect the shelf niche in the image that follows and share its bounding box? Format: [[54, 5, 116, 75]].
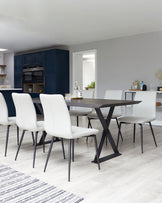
[[0, 65, 6, 84], [23, 83, 44, 93]]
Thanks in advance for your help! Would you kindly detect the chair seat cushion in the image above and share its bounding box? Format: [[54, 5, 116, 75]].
[[20, 121, 44, 132], [0, 117, 16, 125], [8, 117, 16, 125], [118, 116, 155, 124], [47, 126, 99, 139], [70, 109, 92, 116], [71, 126, 99, 139], [36, 121, 44, 131], [88, 112, 121, 119]]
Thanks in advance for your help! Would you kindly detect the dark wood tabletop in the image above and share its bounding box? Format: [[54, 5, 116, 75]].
[[66, 98, 141, 108], [33, 97, 141, 108]]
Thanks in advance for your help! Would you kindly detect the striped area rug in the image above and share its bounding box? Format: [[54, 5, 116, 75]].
[[0, 164, 84, 203]]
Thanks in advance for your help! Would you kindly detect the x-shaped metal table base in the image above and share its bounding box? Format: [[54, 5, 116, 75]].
[[93, 106, 121, 163]]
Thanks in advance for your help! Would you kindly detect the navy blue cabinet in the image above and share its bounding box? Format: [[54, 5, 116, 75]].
[[14, 49, 69, 96], [2, 90, 22, 116], [14, 55, 23, 88], [44, 49, 69, 94], [23, 52, 45, 67]]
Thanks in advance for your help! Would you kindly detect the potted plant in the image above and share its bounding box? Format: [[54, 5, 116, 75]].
[[85, 81, 95, 90]]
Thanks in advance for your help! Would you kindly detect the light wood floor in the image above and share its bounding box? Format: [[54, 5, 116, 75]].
[[0, 116, 162, 203]]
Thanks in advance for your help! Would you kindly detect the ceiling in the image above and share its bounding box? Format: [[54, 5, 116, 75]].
[[0, 0, 162, 53]]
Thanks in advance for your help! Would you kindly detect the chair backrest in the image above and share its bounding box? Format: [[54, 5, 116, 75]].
[[82, 89, 94, 98], [104, 90, 123, 100], [103, 90, 123, 115], [72, 89, 94, 112], [133, 91, 156, 118], [0, 93, 8, 124], [12, 93, 38, 131], [40, 94, 72, 138]]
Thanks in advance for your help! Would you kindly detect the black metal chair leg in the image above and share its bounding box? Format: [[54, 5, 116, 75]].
[[44, 136, 54, 172], [15, 130, 25, 160], [31, 132, 35, 145], [61, 138, 65, 159], [88, 118, 93, 128], [94, 135, 100, 170], [86, 119, 89, 143], [140, 124, 143, 153], [33, 131, 38, 168], [88, 118, 90, 128], [72, 139, 74, 162], [41, 131, 46, 152], [87, 118, 93, 143], [133, 124, 136, 143], [68, 139, 72, 182], [77, 116, 79, 126], [17, 126, 19, 145], [89, 119, 93, 128], [116, 118, 123, 141], [149, 122, 157, 147], [117, 122, 122, 148], [4, 125, 11, 157], [86, 136, 89, 144]]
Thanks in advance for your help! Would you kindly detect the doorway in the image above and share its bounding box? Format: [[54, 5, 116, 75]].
[[72, 50, 97, 94]]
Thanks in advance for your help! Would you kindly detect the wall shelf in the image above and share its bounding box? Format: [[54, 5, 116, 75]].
[[0, 64, 6, 75], [0, 65, 6, 68]]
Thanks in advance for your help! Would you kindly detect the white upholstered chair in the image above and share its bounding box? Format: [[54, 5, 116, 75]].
[[0, 93, 19, 156], [12, 93, 44, 168], [69, 89, 94, 126], [117, 91, 157, 153], [40, 94, 100, 181], [88, 90, 123, 141]]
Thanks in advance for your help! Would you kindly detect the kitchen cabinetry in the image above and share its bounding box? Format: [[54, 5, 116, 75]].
[[23, 52, 45, 67], [14, 49, 69, 95], [14, 55, 23, 88]]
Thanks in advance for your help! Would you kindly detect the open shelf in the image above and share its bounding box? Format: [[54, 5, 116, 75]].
[[23, 83, 44, 93]]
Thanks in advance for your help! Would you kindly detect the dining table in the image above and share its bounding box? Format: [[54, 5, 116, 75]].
[[66, 98, 140, 163], [33, 97, 140, 163]]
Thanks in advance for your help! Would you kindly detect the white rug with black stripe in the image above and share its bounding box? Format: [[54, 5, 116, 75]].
[[0, 164, 83, 203]]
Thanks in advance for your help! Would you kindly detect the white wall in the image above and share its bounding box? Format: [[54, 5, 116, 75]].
[[4, 53, 14, 87], [0, 53, 4, 64], [69, 31, 162, 98], [73, 53, 83, 89]]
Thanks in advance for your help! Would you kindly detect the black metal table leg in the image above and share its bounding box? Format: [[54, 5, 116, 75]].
[[93, 106, 121, 163], [37, 131, 47, 145], [37, 131, 60, 146], [125, 92, 127, 100]]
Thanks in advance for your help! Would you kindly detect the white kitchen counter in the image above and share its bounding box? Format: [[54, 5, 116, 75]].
[[0, 88, 22, 91]]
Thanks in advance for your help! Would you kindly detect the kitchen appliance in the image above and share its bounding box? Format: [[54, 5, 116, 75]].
[[23, 67, 44, 83], [23, 67, 45, 93]]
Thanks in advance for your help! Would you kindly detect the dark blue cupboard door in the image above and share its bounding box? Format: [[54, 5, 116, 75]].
[[23, 54, 34, 66], [23, 52, 45, 67], [34, 52, 45, 66], [55, 50, 69, 95], [14, 55, 23, 88], [44, 50, 57, 93]]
